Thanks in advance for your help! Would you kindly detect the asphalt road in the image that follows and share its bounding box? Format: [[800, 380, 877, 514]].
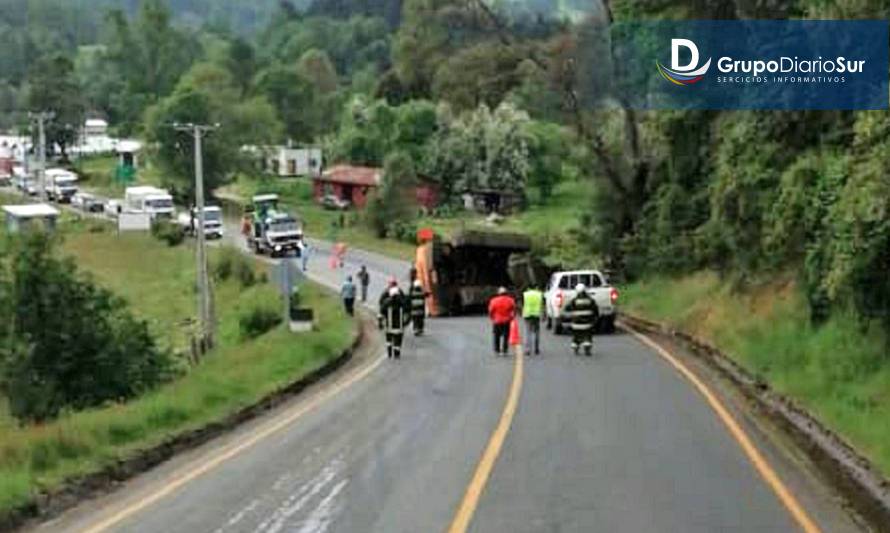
[[33, 227, 863, 533]]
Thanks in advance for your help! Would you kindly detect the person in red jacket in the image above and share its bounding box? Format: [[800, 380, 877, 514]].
[[488, 287, 516, 356]]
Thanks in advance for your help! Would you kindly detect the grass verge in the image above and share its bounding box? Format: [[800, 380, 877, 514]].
[[0, 218, 355, 519], [622, 272, 890, 478]]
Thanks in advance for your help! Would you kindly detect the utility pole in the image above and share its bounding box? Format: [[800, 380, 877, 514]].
[[174, 123, 220, 355], [29, 112, 54, 202]]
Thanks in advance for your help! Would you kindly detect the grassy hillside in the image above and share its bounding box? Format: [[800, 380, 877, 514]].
[[0, 217, 355, 517], [622, 272, 890, 477]]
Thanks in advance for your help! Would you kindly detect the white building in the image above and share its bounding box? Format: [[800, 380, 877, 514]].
[[3, 204, 60, 233], [74, 119, 115, 155], [265, 146, 322, 178]]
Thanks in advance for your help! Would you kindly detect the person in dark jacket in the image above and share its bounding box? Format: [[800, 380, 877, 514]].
[[563, 283, 599, 356], [380, 283, 409, 359], [408, 279, 429, 336], [357, 265, 370, 302]]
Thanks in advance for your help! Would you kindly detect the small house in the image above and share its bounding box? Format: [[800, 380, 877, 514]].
[[266, 146, 322, 177], [3, 204, 60, 233], [313, 165, 441, 210], [313, 165, 381, 208]]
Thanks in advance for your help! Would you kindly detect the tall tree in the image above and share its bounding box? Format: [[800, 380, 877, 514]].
[[26, 54, 84, 159]]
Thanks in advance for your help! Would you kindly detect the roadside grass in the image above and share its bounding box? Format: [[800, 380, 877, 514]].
[[0, 216, 355, 517], [622, 272, 890, 477], [0, 282, 353, 516], [59, 225, 274, 353]]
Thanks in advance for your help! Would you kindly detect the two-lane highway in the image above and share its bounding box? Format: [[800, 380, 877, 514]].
[[34, 237, 863, 532]]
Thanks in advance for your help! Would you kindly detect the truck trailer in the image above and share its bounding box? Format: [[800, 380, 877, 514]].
[[415, 230, 533, 316]]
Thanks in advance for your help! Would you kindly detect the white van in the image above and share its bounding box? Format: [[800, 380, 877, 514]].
[[125, 186, 174, 220]]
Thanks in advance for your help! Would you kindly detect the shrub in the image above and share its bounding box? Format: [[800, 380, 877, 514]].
[[1, 233, 175, 422], [238, 304, 281, 340], [213, 247, 257, 288], [151, 219, 185, 247]]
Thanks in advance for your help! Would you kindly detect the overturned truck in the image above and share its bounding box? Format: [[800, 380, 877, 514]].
[[415, 229, 547, 316]]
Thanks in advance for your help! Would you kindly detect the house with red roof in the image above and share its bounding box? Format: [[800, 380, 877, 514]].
[[312, 164, 440, 210]]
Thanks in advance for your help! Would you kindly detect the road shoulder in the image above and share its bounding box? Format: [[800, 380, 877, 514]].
[[18, 313, 382, 533]]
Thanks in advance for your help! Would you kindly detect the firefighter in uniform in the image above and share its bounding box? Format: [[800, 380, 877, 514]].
[[379, 281, 409, 359], [564, 283, 599, 356], [408, 279, 429, 336]]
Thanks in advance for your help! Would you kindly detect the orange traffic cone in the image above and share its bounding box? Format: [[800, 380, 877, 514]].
[[508, 318, 521, 346]]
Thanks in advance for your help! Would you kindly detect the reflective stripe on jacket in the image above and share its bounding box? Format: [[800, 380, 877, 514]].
[[565, 294, 598, 330], [409, 287, 426, 317], [381, 292, 409, 334]]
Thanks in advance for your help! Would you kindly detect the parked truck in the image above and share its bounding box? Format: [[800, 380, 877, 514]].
[[177, 205, 224, 239], [244, 193, 303, 257], [44, 168, 79, 203], [125, 186, 174, 220]]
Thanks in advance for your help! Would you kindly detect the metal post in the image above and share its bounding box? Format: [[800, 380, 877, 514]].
[[174, 122, 219, 354], [194, 127, 209, 348]]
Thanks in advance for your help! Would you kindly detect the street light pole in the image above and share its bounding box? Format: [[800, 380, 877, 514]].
[[173, 122, 219, 355]]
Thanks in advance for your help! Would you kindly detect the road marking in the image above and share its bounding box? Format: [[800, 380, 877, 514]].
[[624, 326, 822, 533], [447, 345, 524, 533], [81, 354, 386, 533]]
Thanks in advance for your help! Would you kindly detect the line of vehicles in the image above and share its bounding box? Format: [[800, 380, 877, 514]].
[[5, 165, 614, 327]]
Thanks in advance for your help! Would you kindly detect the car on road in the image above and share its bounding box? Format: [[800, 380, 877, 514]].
[[321, 194, 350, 211], [545, 269, 618, 334], [177, 205, 225, 239], [71, 192, 105, 213]]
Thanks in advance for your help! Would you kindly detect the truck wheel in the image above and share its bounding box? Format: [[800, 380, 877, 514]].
[[602, 316, 616, 334]]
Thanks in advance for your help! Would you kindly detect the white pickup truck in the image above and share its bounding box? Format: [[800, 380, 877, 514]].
[[544, 269, 618, 334], [177, 206, 224, 239]]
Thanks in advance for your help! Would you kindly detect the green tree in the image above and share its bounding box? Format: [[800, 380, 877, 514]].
[[227, 37, 257, 96], [0, 233, 173, 422], [426, 102, 531, 202], [26, 54, 84, 159], [432, 42, 524, 111], [367, 151, 418, 237], [145, 62, 283, 201], [254, 64, 320, 142], [297, 48, 339, 94]]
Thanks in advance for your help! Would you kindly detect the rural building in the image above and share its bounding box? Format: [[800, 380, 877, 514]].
[[3, 204, 60, 233], [312, 165, 441, 210], [83, 118, 108, 138], [75, 118, 115, 155], [266, 146, 322, 177], [0, 144, 13, 178], [313, 165, 381, 208]]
